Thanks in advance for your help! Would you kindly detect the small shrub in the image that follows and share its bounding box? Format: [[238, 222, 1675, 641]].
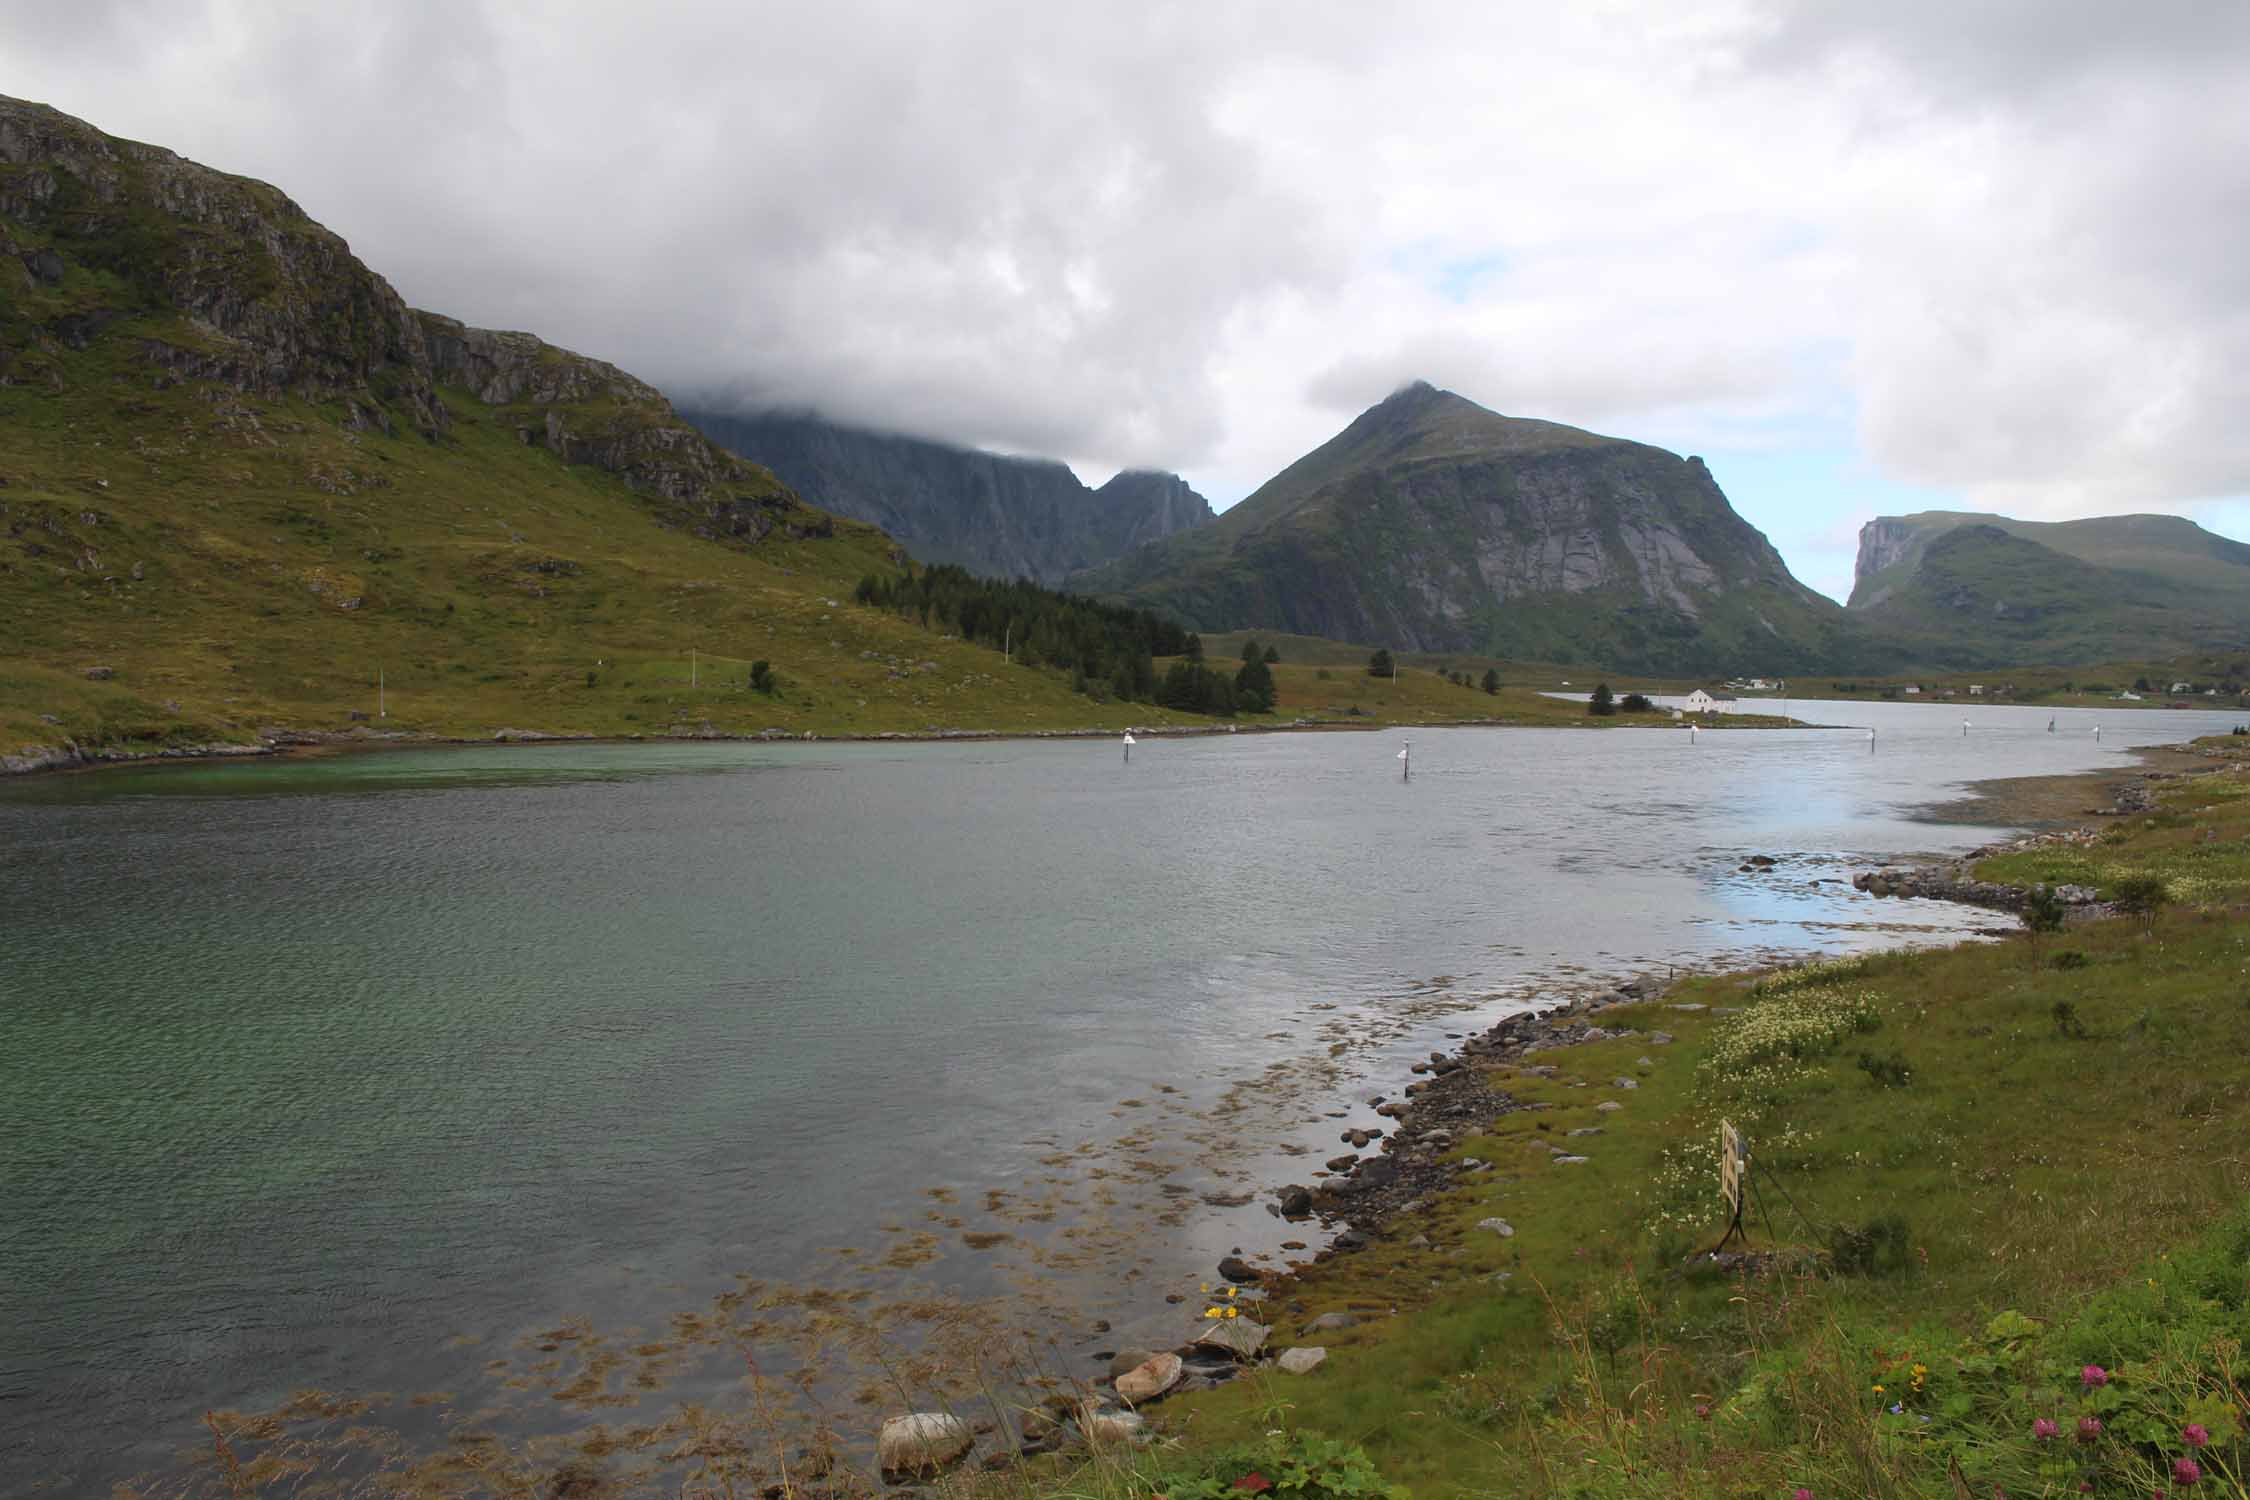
[[1855, 1049, 1912, 1087], [2052, 949, 2090, 970], [2052, 1000, 2089, 1040], [2021, 885, 2066, 966], [1619, 692, 1654, 712], [2112, 873, 2170, 930], [1828, 1212, 1912, 1276]]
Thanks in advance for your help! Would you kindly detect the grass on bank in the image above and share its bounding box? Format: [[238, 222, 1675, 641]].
[[0, 352, 1208, 755], [970, 739, 2250, 1499]]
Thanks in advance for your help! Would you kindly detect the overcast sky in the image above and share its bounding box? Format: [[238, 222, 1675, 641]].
[[9, 0, 2250, 599]]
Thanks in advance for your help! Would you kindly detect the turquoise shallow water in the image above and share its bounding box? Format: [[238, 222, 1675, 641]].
[[3, 703, 2238, 1492]]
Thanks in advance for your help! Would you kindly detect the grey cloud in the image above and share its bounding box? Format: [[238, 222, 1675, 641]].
[[6, 1, 2250, 530]]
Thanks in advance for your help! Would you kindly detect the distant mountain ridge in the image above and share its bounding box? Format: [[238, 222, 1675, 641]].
[[1078, 382, 1879, 674], [680, 408, 1214, 585], [1849, 511, 2250, 665]]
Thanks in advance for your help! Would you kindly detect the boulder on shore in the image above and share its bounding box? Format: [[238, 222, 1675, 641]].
[[1114, 1352, 1184, 1405], [1277, 1346, 1328, 1375], [877, 1413, 973, 1476], [1193, 1318, 1271, 1361], [1107, 1348, 1157, 1381]]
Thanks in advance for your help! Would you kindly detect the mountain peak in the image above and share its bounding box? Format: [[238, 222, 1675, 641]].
[[1079, 382, 1853, 674]]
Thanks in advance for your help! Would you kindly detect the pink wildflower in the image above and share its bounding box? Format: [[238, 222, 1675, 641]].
[[2185, 1424, 2211, 1449], [2173, 1456, 2202, 1486], [2082, 1365, 2109, 1388], [1793, 1489, 1813, 1500], [2034, 1418, 2060, 1441], [2078, 1415, 2103, 1443]]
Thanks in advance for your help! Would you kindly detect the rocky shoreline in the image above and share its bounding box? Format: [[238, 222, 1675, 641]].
[[1276, 976, 1669, 1249], [885, 740, 2250, 1484], [1848, 756, 2227, 918]]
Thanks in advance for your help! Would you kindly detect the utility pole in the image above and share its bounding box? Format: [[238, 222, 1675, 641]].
[[692, 649, 698, 689], [379, 666, 386, 719]]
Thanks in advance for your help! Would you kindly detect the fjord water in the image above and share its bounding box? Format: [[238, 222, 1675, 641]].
[[2, 700, 2238, 1489]]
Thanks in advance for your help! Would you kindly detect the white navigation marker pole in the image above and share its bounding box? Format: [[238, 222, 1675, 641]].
[[2094, 723, 2103, 742], [1962, 718, 1971, 738], [1398, 739, 1411, 781], [1868, 727, 1876, 752], [1123, 729, 1134, 763], [1689, 721, 1699, 745]]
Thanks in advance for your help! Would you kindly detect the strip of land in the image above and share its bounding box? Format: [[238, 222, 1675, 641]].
[[964, 734, 2250, 1499]]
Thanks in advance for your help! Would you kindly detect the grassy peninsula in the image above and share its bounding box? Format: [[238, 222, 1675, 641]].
[[976, 736, 2250, 1499]]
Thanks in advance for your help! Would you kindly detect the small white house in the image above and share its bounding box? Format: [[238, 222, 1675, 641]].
[[1904, 684, 1922, 695], [2171, 681, 2195, 694], [1968, 684, 1985, 696], [1683, 689, 1738, 714]]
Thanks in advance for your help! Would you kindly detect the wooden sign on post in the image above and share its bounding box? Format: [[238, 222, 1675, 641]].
[[1719, 1120, 1745, 1220]]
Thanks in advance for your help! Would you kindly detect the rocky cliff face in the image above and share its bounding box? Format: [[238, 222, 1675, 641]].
[[1850, 517, 1930, 608], [1089, 470, 1218, 558], [1082, 383, 1874, 674], [0, 93, 824, 545], [680, 408, 1212, 584]]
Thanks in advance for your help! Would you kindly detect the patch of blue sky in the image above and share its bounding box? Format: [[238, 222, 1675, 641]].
[[1433, 251, 1510, 304], [1700, 446, 1961, 604]]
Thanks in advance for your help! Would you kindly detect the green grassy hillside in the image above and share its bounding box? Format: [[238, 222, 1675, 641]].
[[0, 357, 1204, 762], [1851, 512, 2250, 665], [0, 92, 1225, 766]]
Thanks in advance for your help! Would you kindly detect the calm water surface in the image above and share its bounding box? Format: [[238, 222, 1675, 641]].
[[3, 699, 2238, 1491]]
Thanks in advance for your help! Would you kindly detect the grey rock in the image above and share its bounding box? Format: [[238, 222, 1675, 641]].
[[1476, 1217, 1515, 1238], [877, 1413, 974, 1476], [1276, 1346, 1328, 1375], [1305, 1311, 1362, 1332], [1192, 1319, 1271, 1361], [1107, 1348, 1157, 1381], [1114, 1353, 1183, 1405]]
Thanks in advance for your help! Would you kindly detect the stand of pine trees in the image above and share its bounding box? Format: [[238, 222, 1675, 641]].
[[857, 564, 1260, 712]]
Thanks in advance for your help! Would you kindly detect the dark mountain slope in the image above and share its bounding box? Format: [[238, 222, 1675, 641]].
[[1080, 382, 1882, 674], [679, 408, 1213, 584]]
